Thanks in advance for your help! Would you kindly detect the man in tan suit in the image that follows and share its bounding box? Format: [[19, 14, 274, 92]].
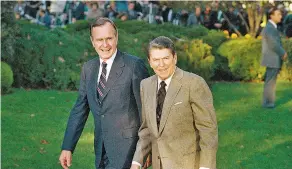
[[130, 36, 218, 169]]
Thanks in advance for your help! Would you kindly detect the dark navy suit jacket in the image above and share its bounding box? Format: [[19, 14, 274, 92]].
[[62, 50, 149, 168]]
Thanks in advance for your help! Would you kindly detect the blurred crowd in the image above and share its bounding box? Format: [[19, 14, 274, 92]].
[[14, 1, 292, 37]]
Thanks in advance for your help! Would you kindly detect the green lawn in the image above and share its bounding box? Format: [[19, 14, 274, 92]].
[[2, 82, 292, 169]]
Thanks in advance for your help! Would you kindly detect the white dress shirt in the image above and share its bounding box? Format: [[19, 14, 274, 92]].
[[157, 73, 174, 92], [132, 69, 209, 169], [97, 49, 117, 83], [269, 19, 277, 29]]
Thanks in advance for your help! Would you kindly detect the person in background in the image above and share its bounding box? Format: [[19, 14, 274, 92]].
[[14, 0, 26, 20], [36, 8, 51, 28], [225, 5, 240, 34], [87, 3, 104, 21], [187, 6, 204, 27], [261, 7, 288, 108], [72, 1, 86, 23], [24, 0, 42, 19], [127, 1, 138, 20]]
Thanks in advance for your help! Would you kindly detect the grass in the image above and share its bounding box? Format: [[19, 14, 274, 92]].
[[2, 82, 292, 169]]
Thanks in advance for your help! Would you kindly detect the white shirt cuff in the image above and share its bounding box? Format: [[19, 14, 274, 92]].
[[199, 167, 210, 169], [132, 161, 142, 168]]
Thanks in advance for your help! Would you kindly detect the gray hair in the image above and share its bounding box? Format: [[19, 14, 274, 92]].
[[90, 17, 118, 36], [147, 36, 176, 58]]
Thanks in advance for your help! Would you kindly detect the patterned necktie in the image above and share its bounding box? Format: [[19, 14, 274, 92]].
[[156, 81, 166, 130], [97, 62, 107, 100]]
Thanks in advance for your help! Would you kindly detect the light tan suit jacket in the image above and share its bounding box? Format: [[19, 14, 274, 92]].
[[133, 68, 218, 169]]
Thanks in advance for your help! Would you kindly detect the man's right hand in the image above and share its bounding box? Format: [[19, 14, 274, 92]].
[[283, 52, 288, 61], [59, 150, 72, 169], [130, 164, 141, 169]]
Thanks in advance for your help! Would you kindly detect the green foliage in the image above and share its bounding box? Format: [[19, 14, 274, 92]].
[[218, 38, 292, 81], [1, 62, 14, 94], [201, 30, 232, 80], [1, 1, 19, 62], [280, 39, 292, 81], [201, 30, 227, 53], [176, 39, 215, 83], [218, 38, 266, 81], [5, 20, 95, 90], [12, 18, 292, 90], [64, 20, 91, 34], [115, 20, 209, 40]]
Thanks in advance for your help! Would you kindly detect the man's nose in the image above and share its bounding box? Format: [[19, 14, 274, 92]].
[[158, 59, 165, 67], [102, 39, 109, 47]]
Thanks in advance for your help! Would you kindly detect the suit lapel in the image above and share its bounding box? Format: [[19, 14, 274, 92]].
[[90, 58, 100, 104], [148, 76, 159, 137], [158, 68, 183, 135], [100, 50, 125, 102]]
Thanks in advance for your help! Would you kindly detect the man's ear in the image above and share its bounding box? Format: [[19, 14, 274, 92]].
[[174, 53, 178, 64]]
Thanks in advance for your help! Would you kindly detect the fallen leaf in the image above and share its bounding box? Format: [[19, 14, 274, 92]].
[[41, 140, 49, 144]]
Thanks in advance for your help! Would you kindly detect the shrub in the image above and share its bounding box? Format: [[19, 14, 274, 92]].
[[3, 20, 95, 90], [1, 62, 14, 94], [115, 20, 209, 40], [217, 38, 292, 81], [176, 39, 215, 84], [201, 30, 232, 80], [280, 38, 292, 81], [217, 38, 265, 81]]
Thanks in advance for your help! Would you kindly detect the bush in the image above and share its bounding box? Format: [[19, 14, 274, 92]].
[[1, 62, 14, 94], [1, 1, 20, 64], [115, 20, 209, 40], [280, 38, 292, 81], [217, 38, 292, 81], [2, 20, 95, 90], [176, 39, 215, 84], [201, 30, 232, 80]]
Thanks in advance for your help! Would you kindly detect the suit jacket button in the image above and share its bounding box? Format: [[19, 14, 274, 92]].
[[101, 115, 105, 118], [158, 156, 160, 159]]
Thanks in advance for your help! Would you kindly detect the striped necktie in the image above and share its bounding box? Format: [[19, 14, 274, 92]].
[[97, 62, 107, 100]]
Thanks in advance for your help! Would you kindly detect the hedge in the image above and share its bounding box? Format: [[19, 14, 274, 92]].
[[217, 38, 292, 81], [3, 19, 291, 91], [2, 20, 211, 90]]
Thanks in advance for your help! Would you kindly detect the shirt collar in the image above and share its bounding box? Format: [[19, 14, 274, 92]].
[[99, 49, 117, 66], [157, 68, 176, 89], [269, 20, 277, 28]]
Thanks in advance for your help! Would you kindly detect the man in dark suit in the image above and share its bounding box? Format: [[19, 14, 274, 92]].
[[59, 17, 149, 169], [261, 7, 288, 108]]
